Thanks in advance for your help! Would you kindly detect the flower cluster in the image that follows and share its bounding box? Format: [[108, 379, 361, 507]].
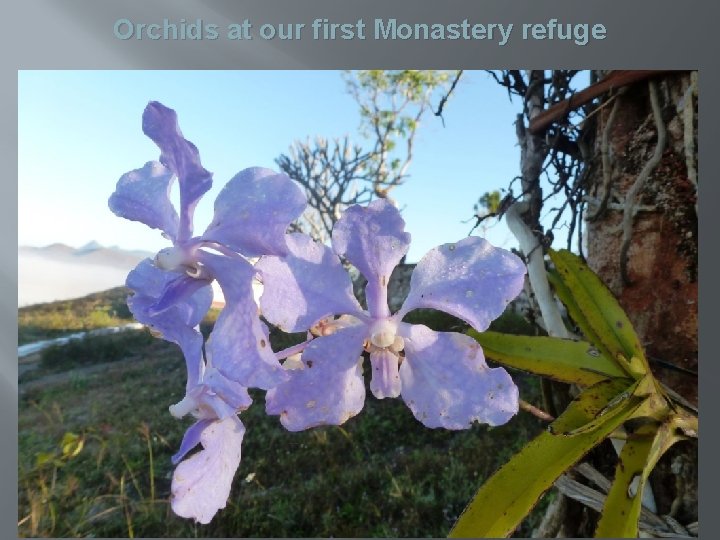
[[110, 102, 526, 524]]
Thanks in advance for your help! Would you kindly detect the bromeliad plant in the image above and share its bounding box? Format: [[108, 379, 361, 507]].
[[111, 101, 696, 536]]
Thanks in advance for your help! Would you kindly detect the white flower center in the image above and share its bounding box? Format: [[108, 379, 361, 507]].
[[154, 246, 187, 271], [282, 354, 305, 371], [368, 319, 404, 352]]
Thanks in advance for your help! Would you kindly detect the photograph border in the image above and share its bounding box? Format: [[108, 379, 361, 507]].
[[5, 1, 716, 538]]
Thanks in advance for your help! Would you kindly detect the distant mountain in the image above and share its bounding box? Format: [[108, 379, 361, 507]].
[[76, 240, 105, 253], [18, 242, 230, 308], [20, 242, 154, 268], [18, 242, 154, 307]]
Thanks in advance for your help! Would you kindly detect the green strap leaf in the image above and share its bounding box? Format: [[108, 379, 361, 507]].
[[469, 330, 628, 387], [546, 268, 607, 355], [449, 379, 645, 538], [548, 249, 648, 377], [595, 417, 690, 538], [549, 378, 639, 436]]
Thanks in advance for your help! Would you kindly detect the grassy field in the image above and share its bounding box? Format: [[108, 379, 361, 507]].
[[18, 290, 551, 537], [18, 288, 135, 345]]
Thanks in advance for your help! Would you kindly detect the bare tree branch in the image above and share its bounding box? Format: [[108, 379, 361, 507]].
[[276, 136, 375, 242]]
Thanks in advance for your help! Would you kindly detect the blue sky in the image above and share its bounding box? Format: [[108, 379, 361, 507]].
[[19, 70, 531, 262]]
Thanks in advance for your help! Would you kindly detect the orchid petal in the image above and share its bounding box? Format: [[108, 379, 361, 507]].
[[256, 233, 363, 332], [202, 167, 306, 257], [171, 416, 244, 524], [265, 362, 366, 432], [126, 259, 212, 387], [301, 323, 368, 371], [171, 419, 213, 465], [203, 367, 253, 414], [142, 101, 213, 242], [108, 161, 179, 241], [178, 333, 206, 390], [399, 325, 519, 429], [130, 293, 205, 388], [148, 273, 213, 317], [369, 349, 402, 399], [198, 252, 288, 389], [332, 199, 411, 317], [126, 259, 213, 329], [265, 324, 367, 431], [399, 237, 526, 332]]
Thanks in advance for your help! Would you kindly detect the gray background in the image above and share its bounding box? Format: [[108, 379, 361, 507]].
[[5, 1, 715, 538]]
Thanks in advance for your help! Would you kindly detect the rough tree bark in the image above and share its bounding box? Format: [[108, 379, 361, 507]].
[[582, 70, 698, 532], [516, 70, 699, 537]]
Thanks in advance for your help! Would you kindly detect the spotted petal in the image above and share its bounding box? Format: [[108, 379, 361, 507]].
[[171, 416, 245, 524], [202, 167, 306, 258], [265, 324, 367, 431], [108, 161, 179, 241], [398, 237, 526, 332], [198, 252, 287, 389], [256, 233, 363, 332], [399, 324, 519, 429], [332, 199, 411, 317]]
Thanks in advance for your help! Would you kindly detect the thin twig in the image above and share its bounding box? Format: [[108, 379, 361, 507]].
[[433, 70, 463, 126], [519, 399, 555, 422]]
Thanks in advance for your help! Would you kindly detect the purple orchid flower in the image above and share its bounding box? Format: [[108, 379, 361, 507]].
[[109, 101, 306, 390], [128, 251, 273, 524], [109, 101, 307, 523], [167, 345, 252, 524], [256, 199, 527, 431]]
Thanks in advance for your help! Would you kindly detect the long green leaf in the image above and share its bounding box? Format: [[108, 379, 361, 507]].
[[548, 249, 648, 377], [549, 378, 640, 436], [548, 266, 641, 381], [449, 380, 645, 538], [469, 330, 628, 387], [547, 268, 609, 357], [595, 418, 689, 538]]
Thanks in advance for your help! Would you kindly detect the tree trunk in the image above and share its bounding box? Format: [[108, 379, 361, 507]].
[[584, 70, 698, 528]]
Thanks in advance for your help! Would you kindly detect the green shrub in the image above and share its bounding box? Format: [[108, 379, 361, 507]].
[[39, 330, 154, 372]]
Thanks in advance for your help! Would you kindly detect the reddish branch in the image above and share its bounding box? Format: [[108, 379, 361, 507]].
[[528, 70, 673, 135]]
